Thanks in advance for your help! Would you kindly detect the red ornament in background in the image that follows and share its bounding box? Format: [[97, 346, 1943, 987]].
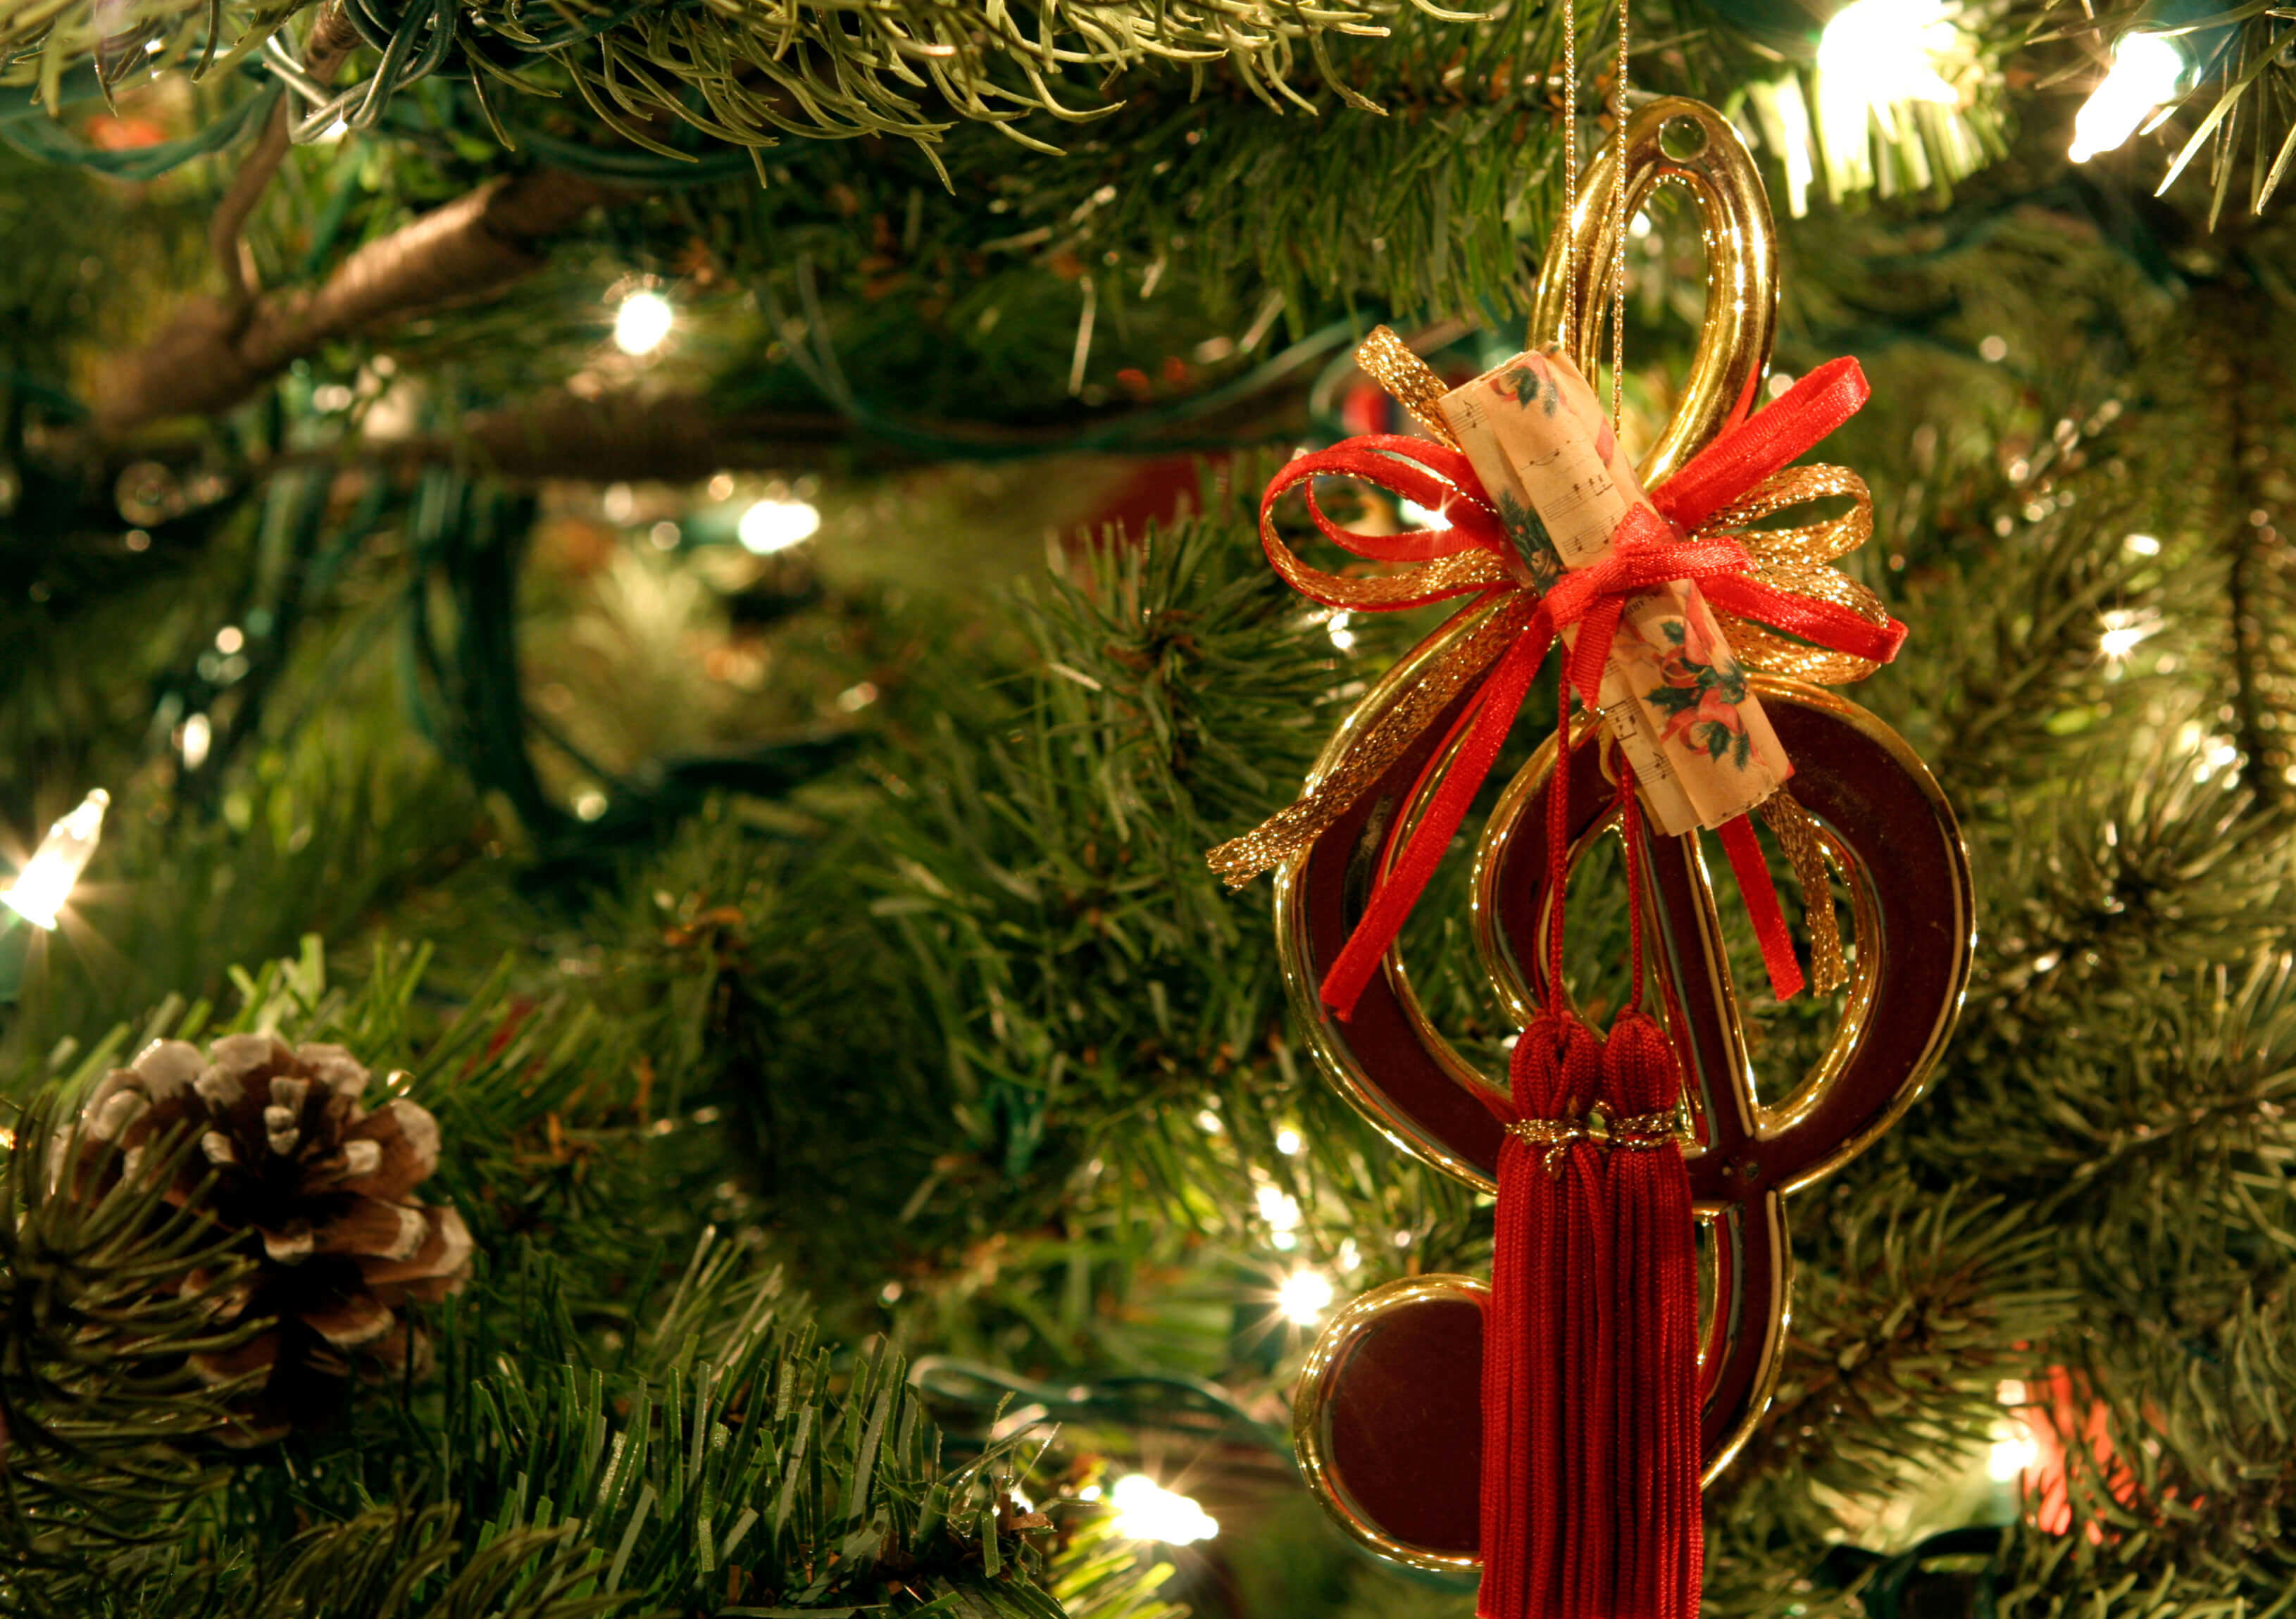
[[1069, 454, 1215, 547], [83, 113, 170, 149], [1325, 318, 1486, 442], [2014, 1368, 2147, 1537], [1337, 380, 1402, 438]]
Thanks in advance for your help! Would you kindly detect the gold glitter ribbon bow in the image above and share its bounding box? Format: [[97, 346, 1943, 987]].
[[1209, 330, 1903, 995]]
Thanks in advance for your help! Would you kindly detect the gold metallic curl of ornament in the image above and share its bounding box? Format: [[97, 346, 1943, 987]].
[[1281, 99, 1976, 1575], [1530, 96, 1778, 489]]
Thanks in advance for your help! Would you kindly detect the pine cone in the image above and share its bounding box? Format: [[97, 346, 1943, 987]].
[[80, 1034, 473, 1444]]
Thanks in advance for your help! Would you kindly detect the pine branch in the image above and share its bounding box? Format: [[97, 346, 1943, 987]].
[[93, 168, 614, 437], [0, 0, 1471, 160], [1992, 1293, 2296, 1609], [1715, 1178, 2076, 1504], [430, 1238, 1077, 1617], [592, 510, 1484, 1334], [206, 2, 361, 309], [1, 945, 1117, 1619], [0, 1094, 254, 1600], [2195, 275, 2294, 811], [2033, 0, 2296, 219]]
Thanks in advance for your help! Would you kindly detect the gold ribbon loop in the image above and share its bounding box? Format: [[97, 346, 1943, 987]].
[[1757, 789, 1848, 994], [1354, 327, 1463, 450], [1704, 463, 1892, 687], [1262, 541, 1511, 617], [1209, 596, 1535, 886]]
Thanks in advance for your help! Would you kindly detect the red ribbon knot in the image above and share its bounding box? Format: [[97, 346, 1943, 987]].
[[1214, 351, 1909, 1020]]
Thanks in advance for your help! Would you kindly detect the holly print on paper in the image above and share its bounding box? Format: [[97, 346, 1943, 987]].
[[1636, 607, 1757, 768], [1495, 489, 1564, 590], [1488, 360, 1559, 416]]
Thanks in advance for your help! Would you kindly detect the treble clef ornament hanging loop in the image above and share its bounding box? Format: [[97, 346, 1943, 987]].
[[1249, 99, 1974, 1582]]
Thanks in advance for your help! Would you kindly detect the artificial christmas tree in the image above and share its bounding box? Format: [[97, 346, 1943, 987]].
[[3, 0, 2296, 1611]]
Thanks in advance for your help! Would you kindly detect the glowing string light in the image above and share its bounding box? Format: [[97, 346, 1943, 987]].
[[1254, 1183, 1302, 1231], [1987, 1419, 2040, 1480], [1745, 76, 1819, 217], [2069, 33, 2185, 163], [3, 790, 109, 930], [1817, 0, 1961, 104], [2097, 607, 2161, 663], [1815, 0, 1962, 175], [1110, 1475, 1219, 1544], [737, 498, 821, 555], [1277, 1269, 1336, 1326], [613, 291, 675, 356], [1396, 497, 1452, 532], [1256, 1180, 1303, 1250]]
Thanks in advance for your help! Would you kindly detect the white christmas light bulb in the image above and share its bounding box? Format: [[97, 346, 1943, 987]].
[[737, 498, 821, 555], [1986, 1419, 2040, 1480], [1816, 0, 1962, 147], [2069, 34, 2185, 162], [613, 291, 675, 356], [2097, 607, 2160, 662], [1277, 1269, 1335, 1326], [4, 789, 108, 930], [1110, 1475, 1219, 1544]]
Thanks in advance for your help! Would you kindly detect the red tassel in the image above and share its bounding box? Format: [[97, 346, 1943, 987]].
[[1480, 1011, 1607, 1619], [1482, 690, 1699, 1619], [1599, 1008, 1704, 1619]]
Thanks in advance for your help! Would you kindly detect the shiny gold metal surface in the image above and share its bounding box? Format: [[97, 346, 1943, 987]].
[[1529, 96, 1779, 486], [1271, 606, 1515, 1196], [1466, 672, 1973, 1480], [1276, 99, 1977, 1571], [1292, 1273, 1490, 1573]]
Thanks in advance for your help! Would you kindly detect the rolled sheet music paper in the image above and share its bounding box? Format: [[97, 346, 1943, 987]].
[[1435, 349, 1790, 836]]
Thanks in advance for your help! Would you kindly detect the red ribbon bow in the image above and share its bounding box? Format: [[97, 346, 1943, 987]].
[[1243, 355, 1906, 1018]]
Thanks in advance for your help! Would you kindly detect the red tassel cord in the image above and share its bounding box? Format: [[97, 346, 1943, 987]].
[[1480, 1008, 1605, 1619], [1600, 762, 1704, 1619], [1478, 694, 1705, 1619], [1478, 681, 1613, 1619]]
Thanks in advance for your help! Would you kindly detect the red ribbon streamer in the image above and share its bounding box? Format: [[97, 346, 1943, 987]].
[[1262, 357, 1904, 1018]]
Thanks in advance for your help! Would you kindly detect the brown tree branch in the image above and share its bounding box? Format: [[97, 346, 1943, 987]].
[[96, 168, 615, 439], [72, 381, 1297, 506], [368, 382, 1306, 482], [211, 1, 362, 307], [405, 392, 859, 482]]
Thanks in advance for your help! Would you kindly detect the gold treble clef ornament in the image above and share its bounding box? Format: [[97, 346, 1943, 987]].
[[1273, 99, 1976, 1572]]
